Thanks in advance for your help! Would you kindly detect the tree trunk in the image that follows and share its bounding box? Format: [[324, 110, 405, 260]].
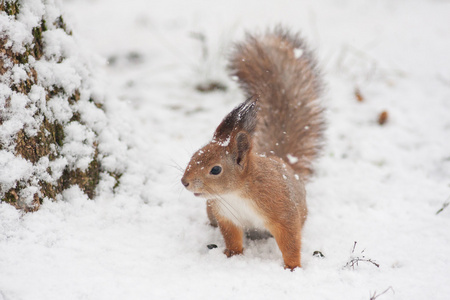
[[0, 0, 119, 211]]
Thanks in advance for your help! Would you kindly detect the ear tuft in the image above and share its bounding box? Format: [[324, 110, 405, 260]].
[[213, 97, 258, 142]]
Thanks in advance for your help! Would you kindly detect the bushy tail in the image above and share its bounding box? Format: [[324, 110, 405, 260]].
[[228, 27, 325, 178]]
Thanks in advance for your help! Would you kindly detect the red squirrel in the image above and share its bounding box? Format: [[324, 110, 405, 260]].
[[181, 27, 324, 270]]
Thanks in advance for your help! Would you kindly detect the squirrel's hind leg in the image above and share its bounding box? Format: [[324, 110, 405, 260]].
[[267, 222, 302, 270]]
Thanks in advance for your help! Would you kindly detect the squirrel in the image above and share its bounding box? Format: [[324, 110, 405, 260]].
[[181, 27, 324, 270]]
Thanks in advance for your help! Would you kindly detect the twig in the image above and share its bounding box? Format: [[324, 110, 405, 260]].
[[351, 241, 357, 253], [344, 241, 379, 269], [369, 286, 394, 300], [436, 202, 449, 215], [436, 196, 450, 215], [345, 257, 380, 269]]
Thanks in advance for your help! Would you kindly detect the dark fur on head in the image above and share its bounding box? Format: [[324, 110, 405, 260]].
[[213, 97, 258, 142]]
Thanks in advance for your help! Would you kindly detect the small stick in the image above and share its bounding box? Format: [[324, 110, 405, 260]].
[[436, 201, 449, 215], [369, 286, 394, 300]]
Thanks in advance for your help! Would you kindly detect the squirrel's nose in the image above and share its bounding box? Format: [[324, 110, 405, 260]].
[[181, 177, 189, 188]]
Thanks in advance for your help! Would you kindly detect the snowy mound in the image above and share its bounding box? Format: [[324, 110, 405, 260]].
[[1, 0, 450, 299], [0, 0, 129, 210]]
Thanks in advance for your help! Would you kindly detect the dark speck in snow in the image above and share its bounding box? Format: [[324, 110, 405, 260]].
[[207, 244, 218, 250], [313, 250, 325, 258]]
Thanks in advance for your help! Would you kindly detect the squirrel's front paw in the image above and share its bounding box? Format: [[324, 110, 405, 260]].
[[224, 248, 243, 257]]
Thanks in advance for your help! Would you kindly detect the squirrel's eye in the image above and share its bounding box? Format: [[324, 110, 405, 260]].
[[210, 166, 222, 175]]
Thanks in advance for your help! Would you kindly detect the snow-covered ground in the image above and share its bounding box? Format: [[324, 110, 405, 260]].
[[1, 0, 450, 299]]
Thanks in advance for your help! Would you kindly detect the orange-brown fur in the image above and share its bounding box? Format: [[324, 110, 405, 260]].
[[181, 27, 324, 270]]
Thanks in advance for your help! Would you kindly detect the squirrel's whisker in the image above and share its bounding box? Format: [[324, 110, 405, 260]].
[[203, 184, 244, 228]]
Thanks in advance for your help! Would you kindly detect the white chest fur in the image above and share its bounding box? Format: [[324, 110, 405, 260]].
[[215, 193, 266, 229]]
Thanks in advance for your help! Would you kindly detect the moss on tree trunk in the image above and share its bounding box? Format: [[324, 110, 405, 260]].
[[1, 0, 116, 211]]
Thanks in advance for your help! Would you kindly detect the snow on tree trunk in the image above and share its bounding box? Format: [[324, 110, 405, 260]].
[[0, 0, 124, 211]]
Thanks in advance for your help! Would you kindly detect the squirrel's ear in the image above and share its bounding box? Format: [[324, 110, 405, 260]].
[[213, 97, 258, 142], [235, 131, 251, 167]]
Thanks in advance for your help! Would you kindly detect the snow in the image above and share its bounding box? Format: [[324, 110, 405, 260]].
[[294, 47, 304, 59], [287, 153, 299, 164], [0, 151, 32, 189], [217, 135, 230, 147], [1, 0, 450, 299], [61, 121, 96, 170]]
